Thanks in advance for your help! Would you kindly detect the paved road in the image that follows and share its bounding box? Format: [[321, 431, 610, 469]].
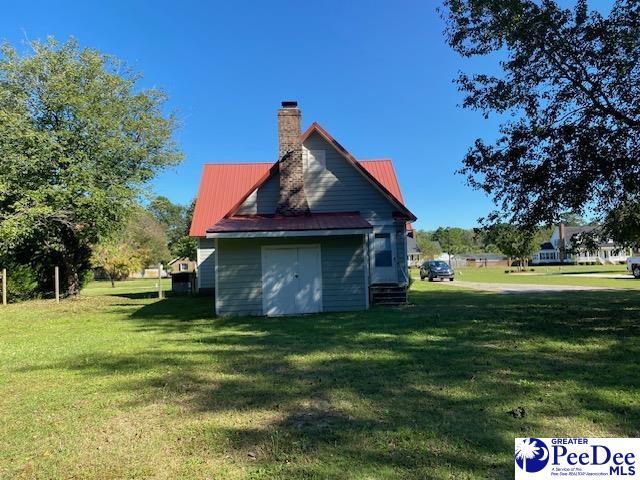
[[440, 280, 610, 294]]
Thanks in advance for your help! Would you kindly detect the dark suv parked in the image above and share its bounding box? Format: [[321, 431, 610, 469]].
[[420, 260, 454, 282]]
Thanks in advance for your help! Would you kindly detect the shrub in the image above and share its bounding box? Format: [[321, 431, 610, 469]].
[[5, 264, 39, 302], [80, 269, 94, 290]]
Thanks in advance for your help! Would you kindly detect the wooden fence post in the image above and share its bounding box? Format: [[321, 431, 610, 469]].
[[158, 263, 164, 299], [2, 268, 6, 306], [55, 266, 60, 303]]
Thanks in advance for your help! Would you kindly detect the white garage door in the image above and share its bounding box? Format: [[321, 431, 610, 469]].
[[261, 245, 322, 316]]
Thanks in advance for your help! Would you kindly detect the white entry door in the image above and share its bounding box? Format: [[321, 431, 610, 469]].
[[262, 246, 322, 316], [370, 231, 397, 284]]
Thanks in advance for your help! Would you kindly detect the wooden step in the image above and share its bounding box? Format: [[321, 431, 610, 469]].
[[370, 284, 408, 305]]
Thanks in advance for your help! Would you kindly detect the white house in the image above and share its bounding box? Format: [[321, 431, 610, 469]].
[[406, 232, 421, 267], [532, 224, 632, 265], [189, 101, 416, 315]]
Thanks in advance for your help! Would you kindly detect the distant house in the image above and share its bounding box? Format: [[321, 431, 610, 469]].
[[129, 267, 168, 279], [406, 232, 421, 267], [449, 252, 509, 268], [189, 101, 416, 316], [532, 224, 632, 265]]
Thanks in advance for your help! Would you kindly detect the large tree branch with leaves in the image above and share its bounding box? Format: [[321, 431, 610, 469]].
[[0, 38, 182, 296], [442, 0, 640, 243]]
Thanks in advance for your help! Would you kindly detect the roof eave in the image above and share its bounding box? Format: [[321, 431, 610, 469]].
[[206, 227, 372, 239]]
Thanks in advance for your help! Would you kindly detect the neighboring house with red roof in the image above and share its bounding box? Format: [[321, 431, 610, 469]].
[[190, 101, 416, 316]]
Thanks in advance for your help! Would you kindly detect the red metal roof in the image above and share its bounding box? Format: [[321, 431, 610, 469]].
[[190, 125, 416, 237], [359, 160, 405, 204], [207, 212, 372, 234], [189, 163, 272, 237]]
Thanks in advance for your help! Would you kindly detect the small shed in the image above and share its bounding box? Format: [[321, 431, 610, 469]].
[[168, 257, 196, 274], [168, 257, 197, 294]]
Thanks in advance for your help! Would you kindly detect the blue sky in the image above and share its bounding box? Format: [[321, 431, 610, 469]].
[[2, 0, 573, 230]]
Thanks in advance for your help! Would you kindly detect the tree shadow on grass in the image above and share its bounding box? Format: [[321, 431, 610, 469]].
[[126, 296, 214, 323], [109, 291, 166, 300], [20, 288, 640, 478], [550, 269, 632, 276]]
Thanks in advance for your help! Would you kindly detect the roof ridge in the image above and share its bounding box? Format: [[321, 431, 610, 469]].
[[300, 122, 415, 222]]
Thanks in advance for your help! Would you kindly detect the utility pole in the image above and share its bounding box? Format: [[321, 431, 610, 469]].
[[2, 268, 6, 306], [158, 263, 164, 299]]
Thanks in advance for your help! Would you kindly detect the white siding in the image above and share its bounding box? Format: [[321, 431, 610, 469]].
[[216, 236, 366, 316], [302, 132, 397, 222], [197, 238, 216, 290]]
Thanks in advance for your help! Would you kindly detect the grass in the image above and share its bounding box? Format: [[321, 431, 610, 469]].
[[1, 278, 639, 479], [432, 264, 640, 289]]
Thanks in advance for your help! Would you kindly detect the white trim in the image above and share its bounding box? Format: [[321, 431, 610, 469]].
[[206, 228, 371, 239], [196, 238, 202, 291], [401, 228, 409, 286], [214, 238, 219, 315], [260, 244, 323, 316], [261, 247, 267, 316], [363, 234, 370, 309]]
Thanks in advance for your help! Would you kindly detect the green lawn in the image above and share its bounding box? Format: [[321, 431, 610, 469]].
[[1, 279, 639, 479], [420, 264, 640, 289]]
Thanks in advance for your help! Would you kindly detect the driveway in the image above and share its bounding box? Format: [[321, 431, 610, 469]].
[[441, 280, 610, 294]]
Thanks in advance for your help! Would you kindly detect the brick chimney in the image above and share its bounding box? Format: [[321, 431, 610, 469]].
[[276, 101, 309, 216], [558, 223, 566, 262]]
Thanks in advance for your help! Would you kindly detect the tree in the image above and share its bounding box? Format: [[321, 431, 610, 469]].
[[0, 38, 182, 296], [122, 208, 171, 267], [432, 227, 469, 265], [148, 196, 185, 247], [148, 195, 197, 259], [415, 230, 442, 260], [570, 201, 640, 253], [92, 242, 143, 287], [601, 202, 640, 249], [171, 235, 197, 259], [558, 211, 586, 227], [442, 1, 640, 236], [92, 206, 169, 287], [482, 223, 538, 269]]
